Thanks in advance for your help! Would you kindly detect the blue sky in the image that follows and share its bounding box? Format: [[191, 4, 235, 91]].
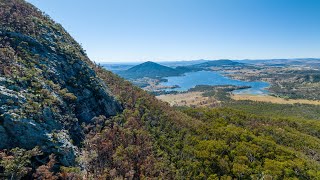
[[27, 0, 320, 62]]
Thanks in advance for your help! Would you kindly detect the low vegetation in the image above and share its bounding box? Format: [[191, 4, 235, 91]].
[[225, 99, 320, 121]]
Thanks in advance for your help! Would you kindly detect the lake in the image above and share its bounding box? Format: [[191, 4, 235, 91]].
[[160, 71, 269, 95]]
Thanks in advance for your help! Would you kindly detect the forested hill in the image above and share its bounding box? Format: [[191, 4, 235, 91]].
[[0, 0, 320, 179], [118, 61, 182, 79], [191, 59, 245, 68]]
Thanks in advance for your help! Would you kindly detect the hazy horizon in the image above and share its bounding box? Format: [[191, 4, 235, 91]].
[[27, 0, 320, 63], [98, 58, 320, 64]]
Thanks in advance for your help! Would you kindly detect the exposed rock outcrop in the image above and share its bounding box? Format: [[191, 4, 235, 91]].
[[0, 0, 122, 165]]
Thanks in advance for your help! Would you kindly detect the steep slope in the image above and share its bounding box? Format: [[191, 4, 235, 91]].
[[0, 0, 121, 166], [119, 61, 182, 79], [0, 1, 320, 179]]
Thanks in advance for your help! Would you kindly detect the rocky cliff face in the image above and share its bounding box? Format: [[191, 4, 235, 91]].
[[0, 0, 121, 165]]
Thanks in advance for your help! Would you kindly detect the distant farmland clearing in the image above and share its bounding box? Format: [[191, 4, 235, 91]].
[[232, 94, 320, 105], [157, 92, 219, 107]]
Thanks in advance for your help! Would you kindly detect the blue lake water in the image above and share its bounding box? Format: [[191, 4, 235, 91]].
[[160, 71, 269, 95]]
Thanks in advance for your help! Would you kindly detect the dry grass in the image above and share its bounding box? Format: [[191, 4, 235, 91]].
[[231, 94, 320, 105], [156, 92, 219, 107], [158, 92, 320, 107]]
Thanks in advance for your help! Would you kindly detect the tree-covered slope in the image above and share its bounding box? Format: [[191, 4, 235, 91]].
[[118, 61, 182, 79], [192, 60, 245, 68], [0, 0, 319, 179]]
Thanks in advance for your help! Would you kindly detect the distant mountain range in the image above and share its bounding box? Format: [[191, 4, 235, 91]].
[[103, 58, 320, 74], [116, 60, 246, 79], [111, 58, 320, 80], [159, 59, 210, 67], [191, 59, 245, 68], [235, 58, 320, 65]]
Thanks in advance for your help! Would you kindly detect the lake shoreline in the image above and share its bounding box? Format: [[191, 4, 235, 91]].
[[159, 70, 270, 95]]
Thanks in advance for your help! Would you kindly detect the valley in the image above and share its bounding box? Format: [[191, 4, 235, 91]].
[[107, 58, 320, 107]]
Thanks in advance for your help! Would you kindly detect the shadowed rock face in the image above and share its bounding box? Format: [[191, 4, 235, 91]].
[[0, 0, 121, 165]]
